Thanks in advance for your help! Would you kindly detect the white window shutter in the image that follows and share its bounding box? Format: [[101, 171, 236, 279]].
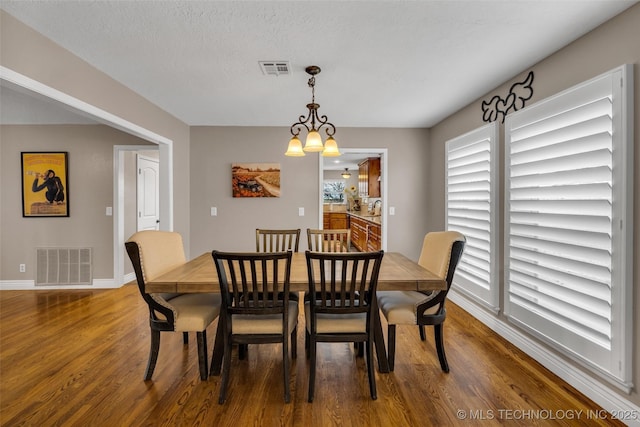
[[446, 122, 499, 312], [504, 65, 633, 391]]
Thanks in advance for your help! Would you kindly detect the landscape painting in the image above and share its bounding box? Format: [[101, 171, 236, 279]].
[[232, 163, 280, 198]]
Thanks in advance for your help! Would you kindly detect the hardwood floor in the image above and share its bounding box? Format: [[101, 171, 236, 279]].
[[0, 285, 622, 426]]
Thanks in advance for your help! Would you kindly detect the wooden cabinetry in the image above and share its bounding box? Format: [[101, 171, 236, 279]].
[[323, 212, 347, 230], [367, 223, 381, 252], [349, 215, 381, 252], [358, 158, 381, 198]]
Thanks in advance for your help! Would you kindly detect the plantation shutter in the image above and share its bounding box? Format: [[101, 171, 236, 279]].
[[504, 65, 633, 389], [446, 123, 499, 311]]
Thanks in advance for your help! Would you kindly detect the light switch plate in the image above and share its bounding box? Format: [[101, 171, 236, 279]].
[[298, 207, 305, 216], [106, 206, 113, 216], [210, 207, 217, 216], [389, 206, 395, 215]]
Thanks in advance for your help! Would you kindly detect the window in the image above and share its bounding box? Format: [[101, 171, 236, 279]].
[[323, 180, 345, 203], [504, 65, 633, 390], [446, 123, 499, 311]]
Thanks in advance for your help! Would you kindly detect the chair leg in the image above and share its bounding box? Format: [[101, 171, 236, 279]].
[[434, 324, 449, 373], [366, 338, 377, 400], [196, 330, 208, 380], [144, 329, 161, 381], [210, 319, 225, 376], [183, 331, 189, 344], [218, 334, 232, 404], [239, 344, 247, 360], [291, 325, 297, 359], [283, 335, 291, 403], [387, 325, 396, 372], [305, 330, 310, 359], [308, 336, 316, 402], [356, 342, 364, 357], [419, 325, 426, 341]]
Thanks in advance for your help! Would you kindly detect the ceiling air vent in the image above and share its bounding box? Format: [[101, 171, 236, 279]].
[[259, 61, 290, 76]]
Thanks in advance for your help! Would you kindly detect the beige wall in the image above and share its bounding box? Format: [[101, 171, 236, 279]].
[[189, 126, 430, 257], [428, 4, 640, 405], [0, 10, 191, 262], [0, 125, 148, 279]]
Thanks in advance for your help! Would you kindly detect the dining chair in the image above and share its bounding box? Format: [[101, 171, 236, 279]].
[[256, 228, 301, 252], [376, 231, 465, 372], [307, 228, 351, 252], [125, 230, 221, 381], [304, 250, 384, 402], [211, 250, 297, 404]]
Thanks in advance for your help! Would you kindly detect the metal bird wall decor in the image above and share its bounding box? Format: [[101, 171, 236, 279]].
[[481, 71, 534, 123]]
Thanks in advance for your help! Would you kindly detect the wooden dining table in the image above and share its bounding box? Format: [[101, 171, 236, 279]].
[[146, 251, 446, 374]]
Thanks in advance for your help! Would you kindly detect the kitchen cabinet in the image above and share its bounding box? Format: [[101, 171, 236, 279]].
[[323, 212, 347, 230], [358, 158, 381, 198], [349, 214, 381, 252], [366, 223, 381, 252]]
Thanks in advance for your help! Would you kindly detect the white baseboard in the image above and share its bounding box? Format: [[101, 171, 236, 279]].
[[449, 289, 640, 426], [0, 275, 134, 290]]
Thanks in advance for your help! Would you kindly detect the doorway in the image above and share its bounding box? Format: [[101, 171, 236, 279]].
[[319, 148, 388, 251]]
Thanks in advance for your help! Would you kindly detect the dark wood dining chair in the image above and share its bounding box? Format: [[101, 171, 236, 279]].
[[307, 228, 351, 252], [125, 231, 221, 381], [377, 231, 465, 372], [304, 250, 384, 402], [211, 250, 297, 404], [256, 228, 301, 252]]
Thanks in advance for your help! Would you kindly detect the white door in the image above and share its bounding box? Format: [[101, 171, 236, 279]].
[[137, 155, 160, 231]]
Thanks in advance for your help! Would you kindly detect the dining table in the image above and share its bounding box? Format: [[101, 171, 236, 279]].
[[146, 251, 446, 374]]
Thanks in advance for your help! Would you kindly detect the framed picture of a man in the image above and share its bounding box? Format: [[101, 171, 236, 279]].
[[21, 152, 69, 217]]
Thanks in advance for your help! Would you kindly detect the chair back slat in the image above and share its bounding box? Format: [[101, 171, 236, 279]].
[[307, 229, 351, 252], [213, 251, 292, 316], [256, 229, 301, 252], [306, 251, 383, 316]]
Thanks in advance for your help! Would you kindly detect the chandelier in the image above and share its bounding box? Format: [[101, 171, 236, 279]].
[[285, 66, 340, 157]]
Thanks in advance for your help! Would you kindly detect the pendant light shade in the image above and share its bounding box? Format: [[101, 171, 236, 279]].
[[341, 168, 351, 179], [284, 136, 305, 156], [321, 136, 341, 157], [304, 130, 324, 152]]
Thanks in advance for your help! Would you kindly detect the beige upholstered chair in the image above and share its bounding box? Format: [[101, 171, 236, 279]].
[[125, 231, 221, 381], [377, 231, 465, 372], [256, 228, 301, 252], [212, 250, 297, 404], [304, 250, 384, 402], [307, 228, 351, 252]]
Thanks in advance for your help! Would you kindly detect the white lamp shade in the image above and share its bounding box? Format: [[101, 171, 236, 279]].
[[284, 136, 305, 157], [303, 130, 324, 152], [321, 136, 341, 157]]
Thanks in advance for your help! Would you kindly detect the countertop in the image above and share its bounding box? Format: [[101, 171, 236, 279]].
[[348, 211, 382, 225]]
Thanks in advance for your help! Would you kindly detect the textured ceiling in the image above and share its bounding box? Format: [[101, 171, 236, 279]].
[[0, 1, 635, 129]]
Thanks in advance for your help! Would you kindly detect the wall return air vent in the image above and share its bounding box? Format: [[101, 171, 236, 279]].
[[259, 61, 290, 76], [36, 247, 93, 286]]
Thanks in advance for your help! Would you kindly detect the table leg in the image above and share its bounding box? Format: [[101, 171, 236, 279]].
[[209, 318, 225, 376]]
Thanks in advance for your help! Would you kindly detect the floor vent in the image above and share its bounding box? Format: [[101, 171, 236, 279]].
[[259, 61, 290, 76], [36, 248, 92, 286]]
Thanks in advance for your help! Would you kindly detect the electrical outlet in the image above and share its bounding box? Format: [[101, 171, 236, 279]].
[[19, 264, 26, 273], [298, 207, 305, 216], [210, 207, 217, 216]]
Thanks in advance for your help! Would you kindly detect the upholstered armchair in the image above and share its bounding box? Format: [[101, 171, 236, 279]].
[[125, 230, 221, 381], [377, 231, 465, 372]]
